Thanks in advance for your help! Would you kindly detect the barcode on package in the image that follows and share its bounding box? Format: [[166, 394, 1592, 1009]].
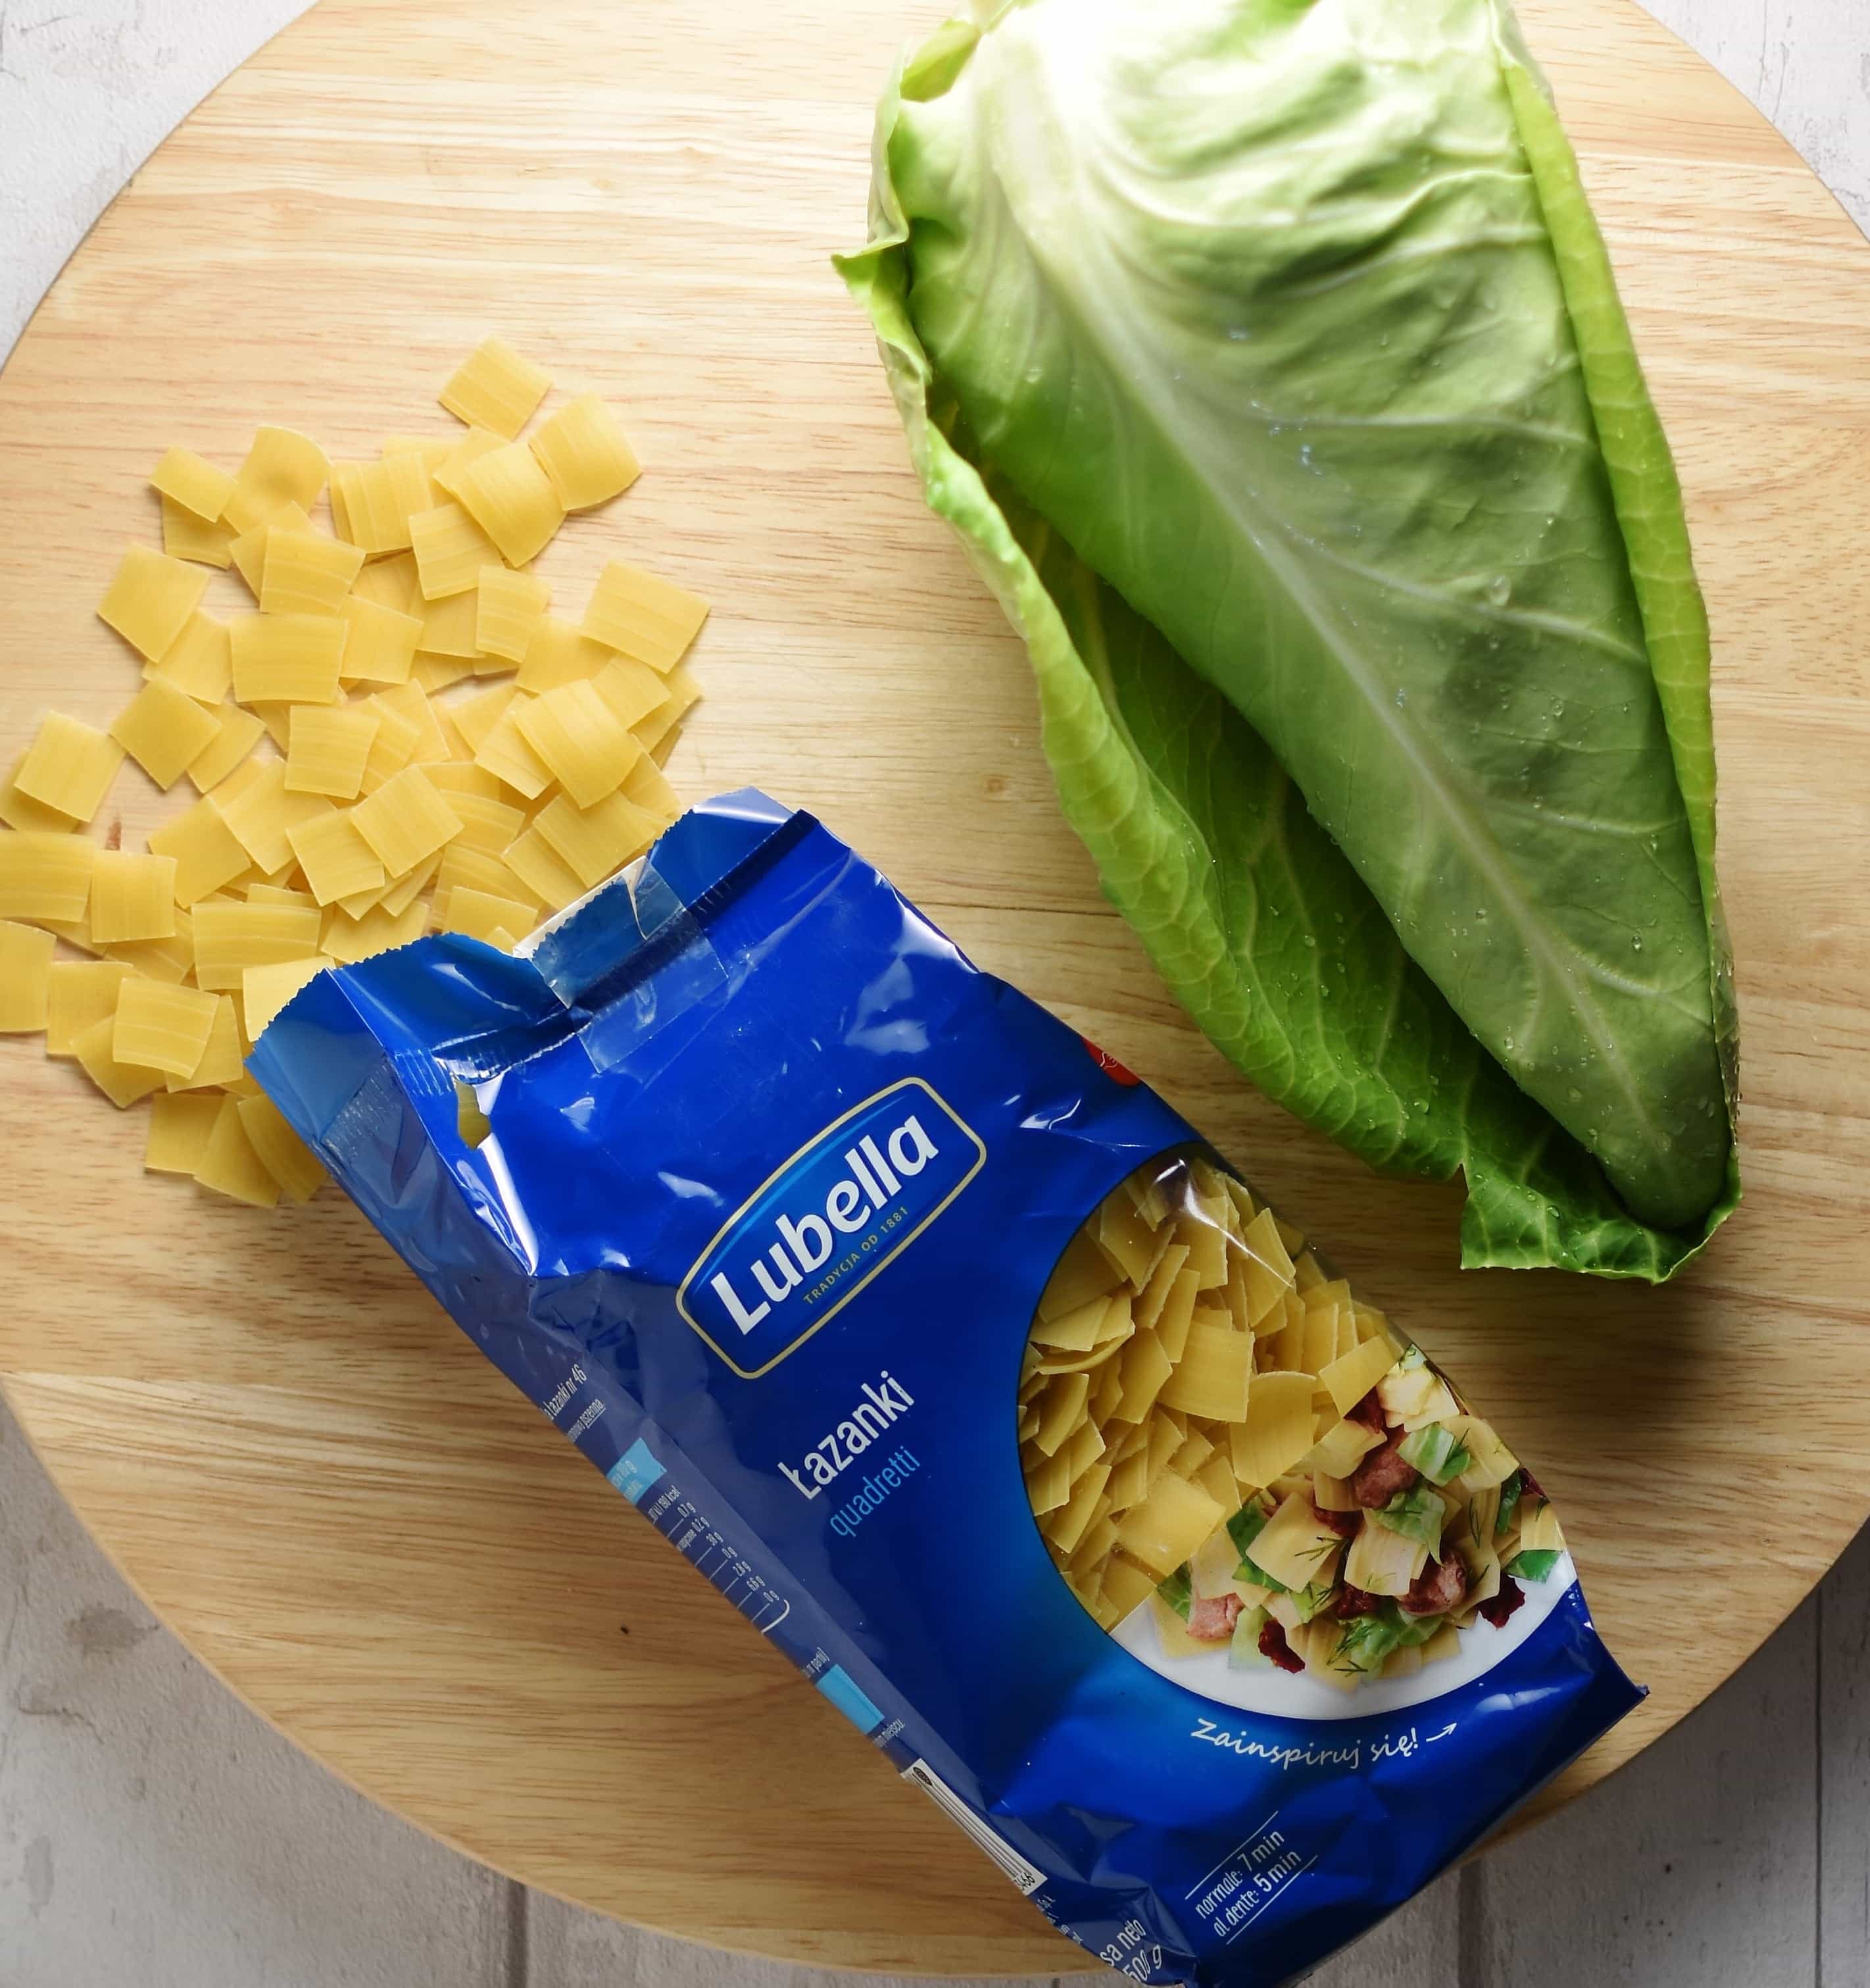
[[903, 1758, 1046, 1895]]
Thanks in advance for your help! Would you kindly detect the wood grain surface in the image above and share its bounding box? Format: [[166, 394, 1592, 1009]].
[[1, 0, 1868, 1971]]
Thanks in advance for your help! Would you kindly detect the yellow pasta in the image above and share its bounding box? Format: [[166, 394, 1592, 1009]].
[[501, 824, 585, 913], [408, 500, 503, 601], [151, 447, 236, 522], [347, 765, 461, 879], [228, 500, 313, 598], [450, 684, 516, 756], [224, 426, 330, 536], [0, 919, 55, 1030], [1516, 1498, 1563, 1555], [258, 527, 365, 616], [144, 1091, 224, 1174], [413, 653, 474, 696], [99, 543, 212, 663], [472, 697, 553, 798], [531, 788, 661, 888], [451, 439, 564, 566], [242, 956, 333, 1038], [0, 754, 78, 833], [160, 496, 235, 570], [476, 567, 551, 664], [230, 613, 345, 705], [622, 754, 681, 823], [634, 664, 700, 755], [338, 596, 422, 687], [164, 993, 243, 1092], [112, 977, 220, 1078], [89, 852, 178, 944], [320, 898, 426, 965], [70, 1013, 166, 1108], [516, 619, 609, 693], [355, 696, 420, 794], [444, 788, 526, 855], [1239, 1207, 1297, 1324], [11, 336, 717, 1217], [235, 1093, 326, 1200], [437, 885, 537, 945], [430, 427, 506, 503], [185, 703, 266, 796], [515, 679, 640, 807], [1116, 1474, 1227, 1580], [435, 840, 537, 908], [109, 678, 220, 790], [581, 560, 709, 673], [593, 656, 672, 743], [199, 751, 266, 823], [147, 610, 234, 704], [423, 760, 504, 802], [26, 909, 95, 954], [192, 898, 324, 992], [45, 959, 133, 1054], [105, 907, 195, 985], [247, 694, 297, 747], [1247, 1493, 1348, 1593], [286, 808, 385, 906], [146, 795, 249, 905], [378, 679, 453, 767], [416, 586, 482, 660], [0, 829, 97, 922], [378, 850, 444, 919], [216, 762, 335, 874], [15, 712, 125, 823], [1319, 1334, 1402, 1417], [439, 337, 551, 439], [352, 549, 422, 616], [528, 391, 640, 510], [330, 452, 435, 557], [1157, 1322, 1253, 1421], [1227, 1372, 1317, 1491], [193, 1095, 281, 1208], [285, 704, 380, 800]]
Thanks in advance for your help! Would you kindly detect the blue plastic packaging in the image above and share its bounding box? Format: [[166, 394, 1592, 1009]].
[[251, 791, 1640, 1987]]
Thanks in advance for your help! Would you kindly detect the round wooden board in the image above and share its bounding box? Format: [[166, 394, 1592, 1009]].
[[2, 0, 1869, 1970]]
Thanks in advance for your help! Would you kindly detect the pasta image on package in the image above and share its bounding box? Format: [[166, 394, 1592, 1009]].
[[251, 792, 1640, 1987]]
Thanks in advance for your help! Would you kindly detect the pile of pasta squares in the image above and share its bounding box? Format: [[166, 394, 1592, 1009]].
[[0, 338, 706, 1208], [1020, 1150, 1563, 1682]]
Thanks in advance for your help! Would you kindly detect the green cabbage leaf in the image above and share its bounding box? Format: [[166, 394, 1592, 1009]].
[[837, 0, 1739, 1278]]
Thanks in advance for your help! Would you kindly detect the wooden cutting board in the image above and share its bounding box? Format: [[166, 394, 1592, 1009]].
[[2, 0, 1868, 1971]]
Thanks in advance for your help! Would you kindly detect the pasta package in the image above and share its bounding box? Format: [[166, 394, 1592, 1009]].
[[251, 794, 1638, 1988]]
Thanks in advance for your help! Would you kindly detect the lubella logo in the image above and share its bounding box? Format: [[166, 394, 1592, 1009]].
[[677, 1079, 985, 1378]]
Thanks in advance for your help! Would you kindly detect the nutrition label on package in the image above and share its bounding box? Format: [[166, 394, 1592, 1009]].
[[608, 1438, 793, 1636]]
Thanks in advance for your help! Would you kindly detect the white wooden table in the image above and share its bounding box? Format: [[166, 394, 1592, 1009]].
[[1, 2, 1866, 1983]]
